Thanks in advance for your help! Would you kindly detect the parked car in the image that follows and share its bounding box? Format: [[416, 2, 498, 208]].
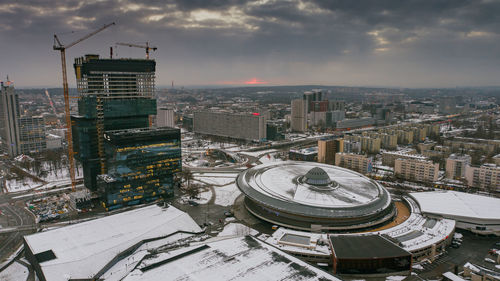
[[188, 200, 199, 206]]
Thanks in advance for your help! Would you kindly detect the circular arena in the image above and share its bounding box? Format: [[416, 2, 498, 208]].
[[236, 161, 395, 232]]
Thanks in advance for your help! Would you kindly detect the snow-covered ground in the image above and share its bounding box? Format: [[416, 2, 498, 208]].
[[5, 177, 40, 192], [258, 153, 284, 164], [193, 173, 238, 186], [214, 183, 241, 206], [0, 261, 29, 281], [179, 188, 212, 205], [4, 162, 83, 193], [218, 223, 258, 236], [239, 149, 277, 157]]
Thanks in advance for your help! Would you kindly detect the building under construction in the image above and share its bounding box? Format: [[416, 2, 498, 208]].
[[71, 54, 181, 210], [97, 127, 181, 210], [72, 54, 157, 191]]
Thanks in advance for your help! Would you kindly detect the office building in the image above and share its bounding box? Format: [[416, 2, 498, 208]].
[[156, 106, 175, 127], [465, 164, 500, 191], [317, 138, 344, 165], [72, 55, 157, 190], [445, 154, 471, 179], [97, 127, 181, 210], [303, 90, 322, 113], [335, 152, 373, 174], [291, 99, 307, 132], [193, 111, 266, 142], [19, 116, 46, 154], [0, 79, 21, 156], [394, 158, 439, 183]]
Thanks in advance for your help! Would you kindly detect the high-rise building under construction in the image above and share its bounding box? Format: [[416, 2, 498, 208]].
[[72, 54, 180, 209]]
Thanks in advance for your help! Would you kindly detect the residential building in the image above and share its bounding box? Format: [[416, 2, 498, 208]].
[[382, 150, 421, 167], [335, 152, 373, 174], [291, 99, 307, 132], [445, 154, 471, 179], [394, 158, 439, 182], [380, 133, 398, 150], [317, 138, 343, 165], [465, 164, 500, 191], [396, 130, 413, 145], [360, 136, 381, 154], [343, 140, 361, 153]]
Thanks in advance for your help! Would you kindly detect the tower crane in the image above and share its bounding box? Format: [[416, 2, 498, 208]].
[[115, 42, 157, 59], [53, 22, 115, 191]]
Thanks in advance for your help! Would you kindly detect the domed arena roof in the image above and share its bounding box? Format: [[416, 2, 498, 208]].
[[236, 161, 395, 231], [304, 167, 332, 186]]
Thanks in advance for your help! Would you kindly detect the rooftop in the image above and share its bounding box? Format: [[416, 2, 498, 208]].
[[330, 235, 411, 259], [410, 191, 500, 221], [24, 205, 202, 281], [120, 236, 341, 281]]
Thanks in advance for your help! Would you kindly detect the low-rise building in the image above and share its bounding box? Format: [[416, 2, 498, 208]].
[[394, 158, 439, 183], [289, 147, 318, 162]]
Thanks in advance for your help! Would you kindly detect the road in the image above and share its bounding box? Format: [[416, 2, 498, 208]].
[[0, 200, 36, 263]]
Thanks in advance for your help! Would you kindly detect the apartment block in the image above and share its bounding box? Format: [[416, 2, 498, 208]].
[[465, 164, 500, 191], [445, 154, 471, 179], [394, 158, 439, 182], [317, 138, 343, 165], [335, 152, 373, 174], [193, 111, 266, 142]]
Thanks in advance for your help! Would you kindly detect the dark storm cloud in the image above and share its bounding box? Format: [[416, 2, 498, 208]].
[[0, 0, 499, 87]]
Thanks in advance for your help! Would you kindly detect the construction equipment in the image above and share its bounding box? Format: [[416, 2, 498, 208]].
[[116, 42, 157, 59], [44, 89, 58, 116], [53, 22, 115, 191]]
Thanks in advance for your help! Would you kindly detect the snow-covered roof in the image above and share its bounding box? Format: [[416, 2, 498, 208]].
[[237, 161, 391, 214], [410, 191, 500, 221], [121, 236, 341, 281], [24, 205, 202, 281]]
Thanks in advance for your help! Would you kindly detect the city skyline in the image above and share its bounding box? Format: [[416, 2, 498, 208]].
[[1, 0, 500, 88]]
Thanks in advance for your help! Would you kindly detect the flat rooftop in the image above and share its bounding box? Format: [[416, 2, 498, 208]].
[[121, 236, 341, 281], [24, 205, 202, 281], [410, 191, 500, 221], [330, 235, 411, 259]]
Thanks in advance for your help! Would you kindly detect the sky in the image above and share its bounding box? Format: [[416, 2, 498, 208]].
[[0, 0, 499, 88]]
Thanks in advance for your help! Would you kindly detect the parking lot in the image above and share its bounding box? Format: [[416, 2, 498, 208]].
[[415, 230, 500, 279]]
